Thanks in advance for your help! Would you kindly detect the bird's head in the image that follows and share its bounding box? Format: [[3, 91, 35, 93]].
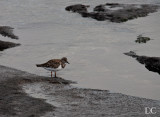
[[61, 57, 70, 64]]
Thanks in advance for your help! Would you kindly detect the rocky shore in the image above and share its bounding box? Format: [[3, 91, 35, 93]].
[[65, 3, 159, 23], [0, 65, 160, 117], [0, 40, 20, 51], [124, 51, 160, 75], [0, 26, 19, 51]]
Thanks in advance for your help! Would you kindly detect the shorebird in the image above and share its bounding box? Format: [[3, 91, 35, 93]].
[[36, 57, 69, 78]]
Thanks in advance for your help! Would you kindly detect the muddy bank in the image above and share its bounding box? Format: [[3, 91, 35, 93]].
[[24, 82, 160, 117], [124, 51, 160, 75], [0, 40, 20, 51], [65, 3, 159, 23], [0, 65, 160, 117], [0, 65, 73, 117]]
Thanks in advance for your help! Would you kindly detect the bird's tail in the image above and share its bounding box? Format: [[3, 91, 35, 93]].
[[36, 64, 42, 67]]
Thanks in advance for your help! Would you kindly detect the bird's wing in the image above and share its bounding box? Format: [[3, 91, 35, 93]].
[[0, 26, 19, 39], [41, 59, 61, 68]]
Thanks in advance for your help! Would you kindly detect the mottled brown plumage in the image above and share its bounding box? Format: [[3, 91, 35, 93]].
[[36, 57, 69, 78], [37, 59, 63, 68]]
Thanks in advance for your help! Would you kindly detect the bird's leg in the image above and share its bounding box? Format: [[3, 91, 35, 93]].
[[51, 71, 52, 78], [55, 72, 56, 78]]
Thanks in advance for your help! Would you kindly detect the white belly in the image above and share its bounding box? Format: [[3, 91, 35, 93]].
[[43, 65, 62, 71]]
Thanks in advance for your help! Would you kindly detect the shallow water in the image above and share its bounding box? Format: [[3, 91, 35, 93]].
[[0, 0, 160, 100]]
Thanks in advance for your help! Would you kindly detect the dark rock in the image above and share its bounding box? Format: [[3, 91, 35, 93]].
[[89, 12, 110, 21], [81, 12, 112, 21], [0, 26, 19, 39], [94, 5, 107, 12], [124, 51, 160, 75], [124, 51, 138, 58], [106, 3, 119, 6], [105, 3, 120, 8], [80, 12, 90, 17], [65, 3, 159, 23], [65, 4, 90, 13], [0, 40, 20, 51]]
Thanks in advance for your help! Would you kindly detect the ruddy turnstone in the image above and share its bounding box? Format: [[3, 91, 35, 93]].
[[36, 57, 69, 78]]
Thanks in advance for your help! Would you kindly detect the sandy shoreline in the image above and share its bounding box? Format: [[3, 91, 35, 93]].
[[0, 65, 160, 117]]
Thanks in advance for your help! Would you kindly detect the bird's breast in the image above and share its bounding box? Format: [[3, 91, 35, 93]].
[[43, 65, 62, 71]]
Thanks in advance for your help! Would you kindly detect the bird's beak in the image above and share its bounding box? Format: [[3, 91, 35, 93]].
[[67, 61, 70, 64]]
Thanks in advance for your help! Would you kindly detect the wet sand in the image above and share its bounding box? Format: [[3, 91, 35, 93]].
[[0, 65, 160, 117]]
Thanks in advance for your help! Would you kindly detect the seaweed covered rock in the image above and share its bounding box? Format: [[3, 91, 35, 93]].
[[65, 4, 90, 13], [65, 3, 159, 23], [94, 5, 107, 12], [0, 26, 19, 39], [124, 51, 160, 75], [81, 12, 111, 21], [135, 35, 151, 43], [0, 40, 20, 51]]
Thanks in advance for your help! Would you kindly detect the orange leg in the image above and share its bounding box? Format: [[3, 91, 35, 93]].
[[55, 72, 56, 78], [51, 71, 52, 78]]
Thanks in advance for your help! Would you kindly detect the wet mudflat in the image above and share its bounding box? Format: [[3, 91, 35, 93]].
[[0, 0, 160, 100], [0, 65, 54, 117], [23, 82, 160, 117], [0, 65, 160, 117]]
